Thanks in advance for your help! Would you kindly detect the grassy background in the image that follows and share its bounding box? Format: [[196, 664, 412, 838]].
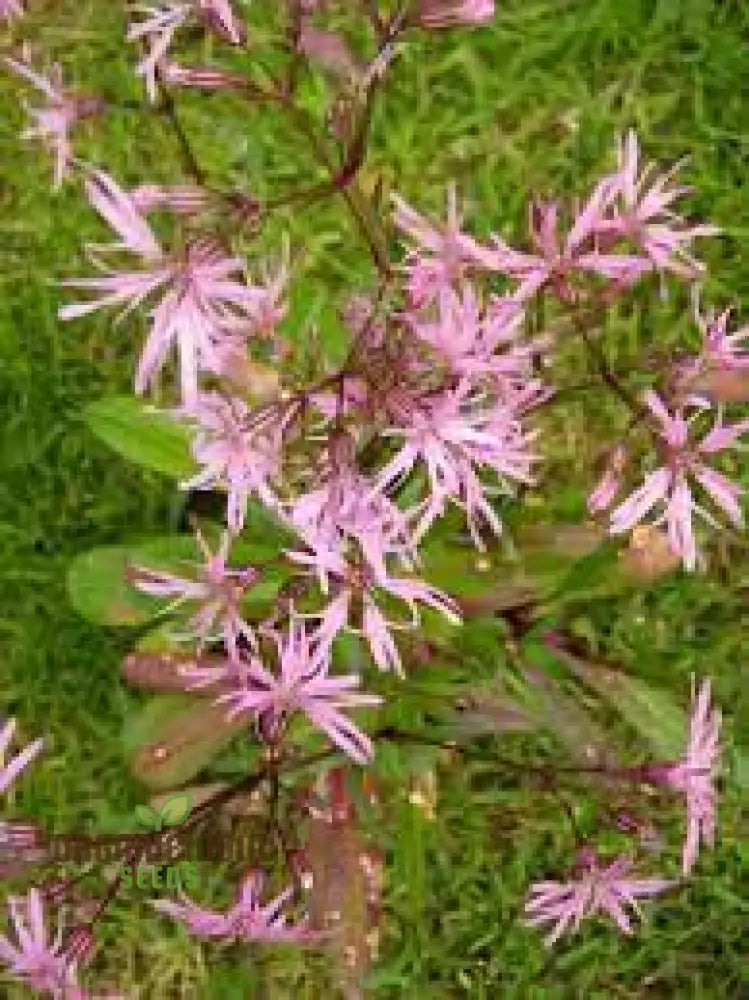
[[1, 0, 748, 996]]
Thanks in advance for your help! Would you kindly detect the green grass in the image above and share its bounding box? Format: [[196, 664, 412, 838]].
[[1, 0, 748, 996]]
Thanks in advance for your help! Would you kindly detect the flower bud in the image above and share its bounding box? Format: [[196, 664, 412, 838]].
[[63, 925, 96, 967], [416, 0, 495, 29]]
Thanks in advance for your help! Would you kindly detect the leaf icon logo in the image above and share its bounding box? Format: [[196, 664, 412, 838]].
[[134, 804, 159, 830], [134, 794, 192, 832], [159, 793, 193, 827]]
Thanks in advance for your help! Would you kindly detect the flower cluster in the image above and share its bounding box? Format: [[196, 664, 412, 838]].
[[1, 0, 743, 992]]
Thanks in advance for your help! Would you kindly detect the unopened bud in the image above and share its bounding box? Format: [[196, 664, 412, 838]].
[[416, 0, 495, 28], [63, 925, 96, 967], [0, 821, 43, 854], [160, 62, 247, 91], [130, 184, 209, 216]]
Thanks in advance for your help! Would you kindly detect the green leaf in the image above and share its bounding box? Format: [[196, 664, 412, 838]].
[[134, 803, 159, 830], [158, 792, 193, 826], [550, 645, 686, 758], [124, 694, 246, 790], [67, 534, 201, 626], [84, 395, 196, 479]]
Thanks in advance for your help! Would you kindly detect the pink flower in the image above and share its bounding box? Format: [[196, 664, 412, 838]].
[[0, 889, 81, 996], [600, 131, 719, 279], [524, 852, 673, 947], [609, 391, 749, 569], [0, 0, 24, 23], [392, 184, 499, 306], [0, 718, 43, 797], [416, 0, 494, 28], [153, 870, 318, 943], [4, 58, 98, 188], [129, 529, 258, 655], [375, 379, 540, 546], [287, 438, 417, 580], [59, 170, 263, 405], [287, 535, 460, 675], [587, 444, 626, 514], [407, 284, 540, 384], [188, 618, 381, 764], [128, 2, 243, 101], [696, 305, 749, 372], [647, 679, 721, 875], [129, 183, 209, 215], [180, 393, 284, 529], [492, 184, 650, 304]]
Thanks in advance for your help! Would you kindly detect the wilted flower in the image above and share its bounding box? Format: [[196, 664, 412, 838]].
[[4, 58, 99, 188], [0, 718, 43, 797], [190, 617, 381, 765], [129, 529, 258, 655], [59, 170, 264, 405], [524, 851, 673, 947], [153, 870, 319, 943], [0, 0, 24, 22], [129, 183, 209, 215], [128, 1, 244, 101], [587, 444, 626, 514], [645, 679, 721, 875], [0, 889, 81, 996], [416, 0, 495, 29], [180, 392, 284, 529], [609, 390, 749, 569], [599, 131, 719, 279], [392, 185, 499, 306]]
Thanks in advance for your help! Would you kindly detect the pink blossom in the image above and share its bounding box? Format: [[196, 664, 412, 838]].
[[128, 4, 191, 101], [287, 535, 460, 675], [524, 852, 673, 947], [599, 131, 719, 279], [159, 61, 247, 90], [59, 170, 263, 405], [609, 391, 749, 569], [0, 718, 43, 797], [417, 0, 495, 28], [188, 618, 381, 764], [392, 184, 499, 306], [407, 284, 541, 383], [129, 529, 258, 655], [153, 870, 318, 943], [4, 58, 98, 188], [287, 438, 417, 579], [647, 679, 721, 875], [696, 305, 749, 372], [0, 0, 23, 22], [587, 444, 626, 514], [0, 889, 81, 996], [180, 393, 283, 529], [375, 379, 540, 546], [492, 184, 650, 304], [129, 183, 209, 215], [128, 2, 243, 101]]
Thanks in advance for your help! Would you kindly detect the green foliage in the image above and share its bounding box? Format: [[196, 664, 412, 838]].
[[83, 395, 196, 479], [67, 534, 200, 626], [2, 0, 749, 996], [123, 694, 246, 791]]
